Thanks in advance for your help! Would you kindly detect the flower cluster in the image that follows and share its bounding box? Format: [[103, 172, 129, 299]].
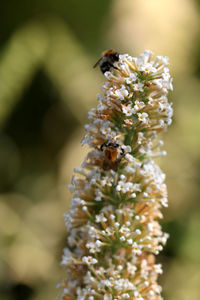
[[59, 50, 173, 300]]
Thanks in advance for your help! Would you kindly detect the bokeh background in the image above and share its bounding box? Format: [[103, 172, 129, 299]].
[[0, 0, 200, 299]]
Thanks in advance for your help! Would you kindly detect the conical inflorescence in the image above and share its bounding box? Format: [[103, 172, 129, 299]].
[[60, 50, 173, 300]]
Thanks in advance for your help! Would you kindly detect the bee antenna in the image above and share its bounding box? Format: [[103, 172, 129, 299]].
[[93, 57, 102, 69], [113, 133, 125, 140]]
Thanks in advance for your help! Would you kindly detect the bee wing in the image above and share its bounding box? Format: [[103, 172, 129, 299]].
[[93, 57, 102, 68]]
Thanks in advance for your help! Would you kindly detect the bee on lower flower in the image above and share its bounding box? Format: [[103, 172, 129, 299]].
[[100, 140, 125, 171]]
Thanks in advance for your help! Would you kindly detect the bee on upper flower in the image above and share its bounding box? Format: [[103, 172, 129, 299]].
[[93, 49, 119, 74]]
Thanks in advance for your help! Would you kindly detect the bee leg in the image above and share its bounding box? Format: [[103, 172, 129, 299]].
[[112, 162, 119, 171], [114, 173, 119, 185], [112, 65, 120, 71], [102, 161, 110, 171]]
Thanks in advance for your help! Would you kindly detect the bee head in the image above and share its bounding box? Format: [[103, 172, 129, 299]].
[[111, 52, 119, 62]]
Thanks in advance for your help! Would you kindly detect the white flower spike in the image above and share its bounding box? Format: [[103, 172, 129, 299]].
[[59, 50, 173, 300]]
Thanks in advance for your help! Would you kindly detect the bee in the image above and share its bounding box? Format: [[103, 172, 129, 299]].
[[100, 141, 125, 171], [93, 49, 119, 74]]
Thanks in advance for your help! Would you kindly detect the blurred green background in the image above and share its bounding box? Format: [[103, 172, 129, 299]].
[[0, 0, 200, 299]]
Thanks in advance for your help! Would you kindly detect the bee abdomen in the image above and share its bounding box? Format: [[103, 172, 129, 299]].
[[100, 61, 113, 74]]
